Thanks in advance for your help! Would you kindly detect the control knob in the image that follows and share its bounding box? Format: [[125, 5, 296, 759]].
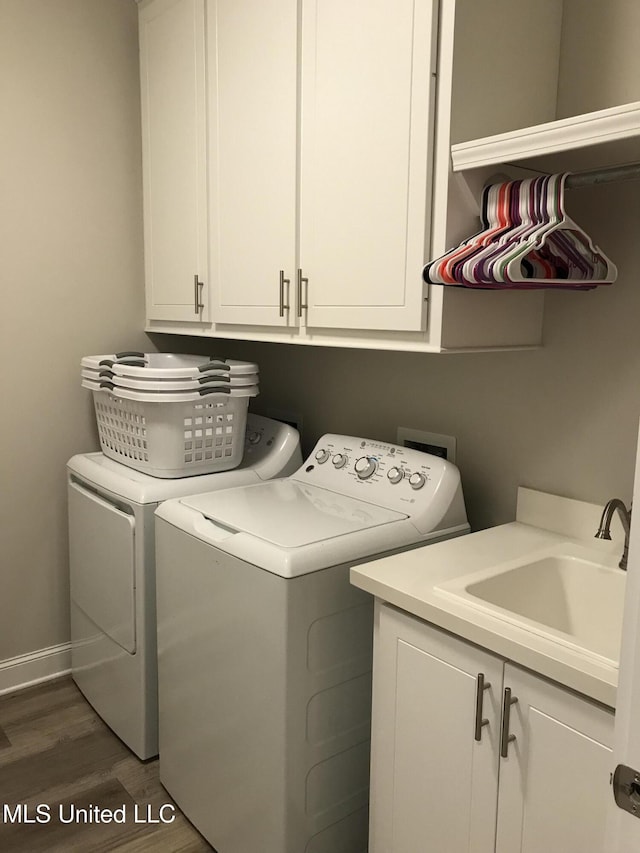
[[408, 472, 426, 490], [247, 431, 262, 445], [332, 453, 347, 469], [355, 456, 377, 480], [387, 466, 404, 485], [315, 448, 330, 464]]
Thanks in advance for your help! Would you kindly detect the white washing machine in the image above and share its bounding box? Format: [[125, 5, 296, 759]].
[[155, 434, 469, 853], [67, 413, 301, 760]]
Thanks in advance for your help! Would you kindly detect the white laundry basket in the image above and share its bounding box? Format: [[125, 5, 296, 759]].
[[90, 385, 258, 478]]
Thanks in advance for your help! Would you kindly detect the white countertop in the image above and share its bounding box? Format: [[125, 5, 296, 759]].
[[350, 488, 625, 708]]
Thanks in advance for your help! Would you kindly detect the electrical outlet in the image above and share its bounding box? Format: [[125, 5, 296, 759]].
[[397, 427, 457, 464], [266, 408, 304, 437]]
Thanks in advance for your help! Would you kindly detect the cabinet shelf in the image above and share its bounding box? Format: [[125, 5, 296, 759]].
[[451, 100, 640, 175]]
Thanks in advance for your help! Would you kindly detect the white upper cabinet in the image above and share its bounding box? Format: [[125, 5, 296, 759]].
[[140, 0, 547, 349], [140, 0, 638, 350], [207, 0, 298, 328], [139, 0, 209, 323], [299, 0, 438, 331], [207, 0, 437, 333]]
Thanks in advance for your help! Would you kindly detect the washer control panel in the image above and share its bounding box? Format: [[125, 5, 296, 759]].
[[293, 434, 463, 519]]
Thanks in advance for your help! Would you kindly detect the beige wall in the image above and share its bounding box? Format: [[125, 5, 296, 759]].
[[557, 0, 640, 118], [0, 0, 147, 660], [164, 179, 640, 533]]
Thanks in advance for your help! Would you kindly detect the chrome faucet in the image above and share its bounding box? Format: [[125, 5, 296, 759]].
[[595, 498, 632, 570]]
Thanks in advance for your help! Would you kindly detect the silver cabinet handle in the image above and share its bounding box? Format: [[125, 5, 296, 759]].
[[474, 673, 491, 742], [500, 687, 518, 757], [297, 269, 308, 318], [194, 274, 204, 314], [279, 270, 290, 317]]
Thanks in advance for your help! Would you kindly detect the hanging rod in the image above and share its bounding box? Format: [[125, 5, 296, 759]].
[[566, 162, 640, 189]]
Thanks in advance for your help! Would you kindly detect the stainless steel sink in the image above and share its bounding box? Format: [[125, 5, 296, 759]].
[[436, 547, 626, 663]]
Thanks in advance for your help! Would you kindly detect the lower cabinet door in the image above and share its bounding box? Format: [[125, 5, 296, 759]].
[[495, 663, 614, 853], [369, 604, 502, 853]]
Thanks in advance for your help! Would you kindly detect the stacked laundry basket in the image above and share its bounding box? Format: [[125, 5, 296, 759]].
[[81, 352, 259, 478]]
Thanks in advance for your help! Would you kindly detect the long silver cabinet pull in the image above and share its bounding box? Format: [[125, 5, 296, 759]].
[[297, 269, 309, 318], [474, 673, 491, 742], [194, 274, 204, 314], [279, 270, 290, 317], [500, 687, 518, 758]]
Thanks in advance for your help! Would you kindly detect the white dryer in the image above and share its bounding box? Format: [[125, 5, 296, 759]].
[[67, 413, 301, 760], [155, 434, 469, 853]]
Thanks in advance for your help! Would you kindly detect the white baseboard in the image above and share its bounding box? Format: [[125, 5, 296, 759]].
[[0, 642, 72, 697]]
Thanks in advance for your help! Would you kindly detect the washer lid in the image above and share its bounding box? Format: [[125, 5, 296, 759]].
[[180, 480, 407, 547]]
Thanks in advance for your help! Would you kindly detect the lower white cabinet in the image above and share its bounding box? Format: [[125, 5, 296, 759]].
[[370, 603, 614, 853]]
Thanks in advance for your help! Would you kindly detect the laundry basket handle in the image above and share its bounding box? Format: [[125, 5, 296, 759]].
[[198, 375, 230, 384], [198, 386, 231, 396], [198, 360, 230, 373]]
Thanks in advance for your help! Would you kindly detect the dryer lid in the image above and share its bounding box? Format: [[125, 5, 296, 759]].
[[180, 479, 407, 548]]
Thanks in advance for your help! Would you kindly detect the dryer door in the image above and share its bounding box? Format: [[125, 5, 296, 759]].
[[68, 480, 136, 653]]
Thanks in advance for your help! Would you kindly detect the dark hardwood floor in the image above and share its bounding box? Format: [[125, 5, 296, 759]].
[[0, 676, 212, 852]]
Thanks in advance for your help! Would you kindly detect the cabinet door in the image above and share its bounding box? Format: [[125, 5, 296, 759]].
[[369, 604, 502, 853], [496, 664, 614, 853], [299, 0, 438, 332], [139, 0, 209, 323], [208, 0, 298, 327]]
